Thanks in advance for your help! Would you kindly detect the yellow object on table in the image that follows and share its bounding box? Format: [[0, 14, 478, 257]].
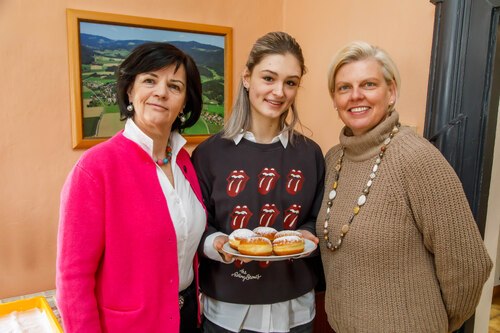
[[0, 296, 63, 332]]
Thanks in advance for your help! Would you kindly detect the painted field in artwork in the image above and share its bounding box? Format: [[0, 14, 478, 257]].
[[79, 22, 225, 138]]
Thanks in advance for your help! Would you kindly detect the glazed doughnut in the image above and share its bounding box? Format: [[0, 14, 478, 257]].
[[238, 236, 273, 256], [274, 230, 303, 239], [273, 235, 305, 256], [228, 228, 256, 250], [253, 226, 277, 241]]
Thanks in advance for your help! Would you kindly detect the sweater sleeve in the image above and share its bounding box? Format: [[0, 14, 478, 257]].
[[298, 142, 326, 235], [402, 140, 492, 331], [56, 164, 105, 332], [191, 143, 221, 255]]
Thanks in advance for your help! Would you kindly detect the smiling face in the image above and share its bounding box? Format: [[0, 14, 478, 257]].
[[127, 64, 187, 138], [243, 53, 302, 128], [332, 58, 396, 136]]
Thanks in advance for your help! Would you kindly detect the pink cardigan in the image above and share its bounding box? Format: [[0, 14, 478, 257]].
[[56, 132, 205, 332]]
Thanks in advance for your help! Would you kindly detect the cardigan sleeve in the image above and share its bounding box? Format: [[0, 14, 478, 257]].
[[56, 164, 105, 332], [402, 140, 492, 331]]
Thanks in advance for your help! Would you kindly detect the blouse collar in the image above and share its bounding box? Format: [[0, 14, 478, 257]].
[[233, 130, 289, 148], [123, 118, 186, 160]]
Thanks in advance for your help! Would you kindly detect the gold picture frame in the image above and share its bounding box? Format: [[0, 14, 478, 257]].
[[67, 9, 233, 148]]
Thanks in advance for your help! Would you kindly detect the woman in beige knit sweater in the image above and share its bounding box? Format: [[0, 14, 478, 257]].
[[317, 40, 492, 333]]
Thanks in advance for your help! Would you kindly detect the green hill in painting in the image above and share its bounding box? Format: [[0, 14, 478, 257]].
[[79, 33, 225, 138]]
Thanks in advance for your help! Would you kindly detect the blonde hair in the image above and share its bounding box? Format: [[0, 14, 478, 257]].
[[327, 41, 401, 112], [223, 31, 306, 141]]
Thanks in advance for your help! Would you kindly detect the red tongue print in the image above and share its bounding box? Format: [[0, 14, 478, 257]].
[[257, 168, 280, 195], [230, 205, 253, 229], [259, 204, 280, 227], [234, 260, 244, 268], [286, 169, 304, 195], [226, 170, 250, 197], [283, 204, 301, 229], [259, 261, 271, 268]]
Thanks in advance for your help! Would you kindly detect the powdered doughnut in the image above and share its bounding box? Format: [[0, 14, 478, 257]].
[[272, 235, 305, 256], [274, 230, 303, 239], [253, 226, 277, 241], [238, 236, 273, 256], [228, 228, 256, 250]]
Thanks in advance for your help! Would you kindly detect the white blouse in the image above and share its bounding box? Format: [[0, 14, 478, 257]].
[[123, 119, 206, 292]]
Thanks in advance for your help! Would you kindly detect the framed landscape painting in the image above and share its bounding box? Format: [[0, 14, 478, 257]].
[[67, 9, 233, 148]]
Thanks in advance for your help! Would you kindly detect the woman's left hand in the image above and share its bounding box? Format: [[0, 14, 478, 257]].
[[298, 230, 319, 245]]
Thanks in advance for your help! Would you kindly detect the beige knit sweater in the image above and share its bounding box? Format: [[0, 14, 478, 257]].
[[316, 111, 492, 333]]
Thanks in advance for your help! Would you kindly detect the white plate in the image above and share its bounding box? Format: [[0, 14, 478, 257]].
[[221, 239, 317, 262]]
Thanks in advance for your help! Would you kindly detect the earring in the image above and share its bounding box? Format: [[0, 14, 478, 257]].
[[127, 103, 134, 112], [178, 112, 186, 124]]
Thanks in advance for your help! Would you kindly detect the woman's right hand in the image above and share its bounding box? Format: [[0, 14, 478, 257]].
[[214, 235, 233, 262], [213, 234, 252, 263]]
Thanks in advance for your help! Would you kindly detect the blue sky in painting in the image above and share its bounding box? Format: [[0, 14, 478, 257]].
[[80, 22, 224, 48]]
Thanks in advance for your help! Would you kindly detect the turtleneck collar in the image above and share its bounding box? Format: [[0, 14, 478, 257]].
[[339, 111, 400, 162]]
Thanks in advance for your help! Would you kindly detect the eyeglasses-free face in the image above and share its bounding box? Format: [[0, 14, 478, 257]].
[[243, 53, 302, 131], [332, 58, 396, 136], [127, 64, 187, 138]]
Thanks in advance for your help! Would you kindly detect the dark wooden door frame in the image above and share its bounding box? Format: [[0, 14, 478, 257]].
[[425, 0, 500, 233], [425, 0, 500, 331]]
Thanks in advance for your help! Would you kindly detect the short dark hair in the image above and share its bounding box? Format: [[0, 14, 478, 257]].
[[116, 42, 202, 132]]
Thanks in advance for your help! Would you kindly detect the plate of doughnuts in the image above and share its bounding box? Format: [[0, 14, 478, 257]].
[[222, 227, 317, 261]]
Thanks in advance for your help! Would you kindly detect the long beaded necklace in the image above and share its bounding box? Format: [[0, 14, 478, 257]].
[[323, 124, 400, 251], [156, 144, 173, 166]]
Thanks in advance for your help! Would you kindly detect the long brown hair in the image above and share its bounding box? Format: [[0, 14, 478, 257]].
[[222, 31, 307, 141]]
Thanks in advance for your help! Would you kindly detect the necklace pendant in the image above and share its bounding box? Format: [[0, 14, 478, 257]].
[[156, 144, 173, 166], [157, 158, 168, 166], [357, 195, 367, 206], [328, 190, 337, 200]]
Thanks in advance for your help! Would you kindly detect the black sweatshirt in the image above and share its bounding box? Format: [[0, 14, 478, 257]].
[[192, 133, 325, 304]]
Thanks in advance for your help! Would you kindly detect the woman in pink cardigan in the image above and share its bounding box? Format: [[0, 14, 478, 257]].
[[56, 42, 206, 332]]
